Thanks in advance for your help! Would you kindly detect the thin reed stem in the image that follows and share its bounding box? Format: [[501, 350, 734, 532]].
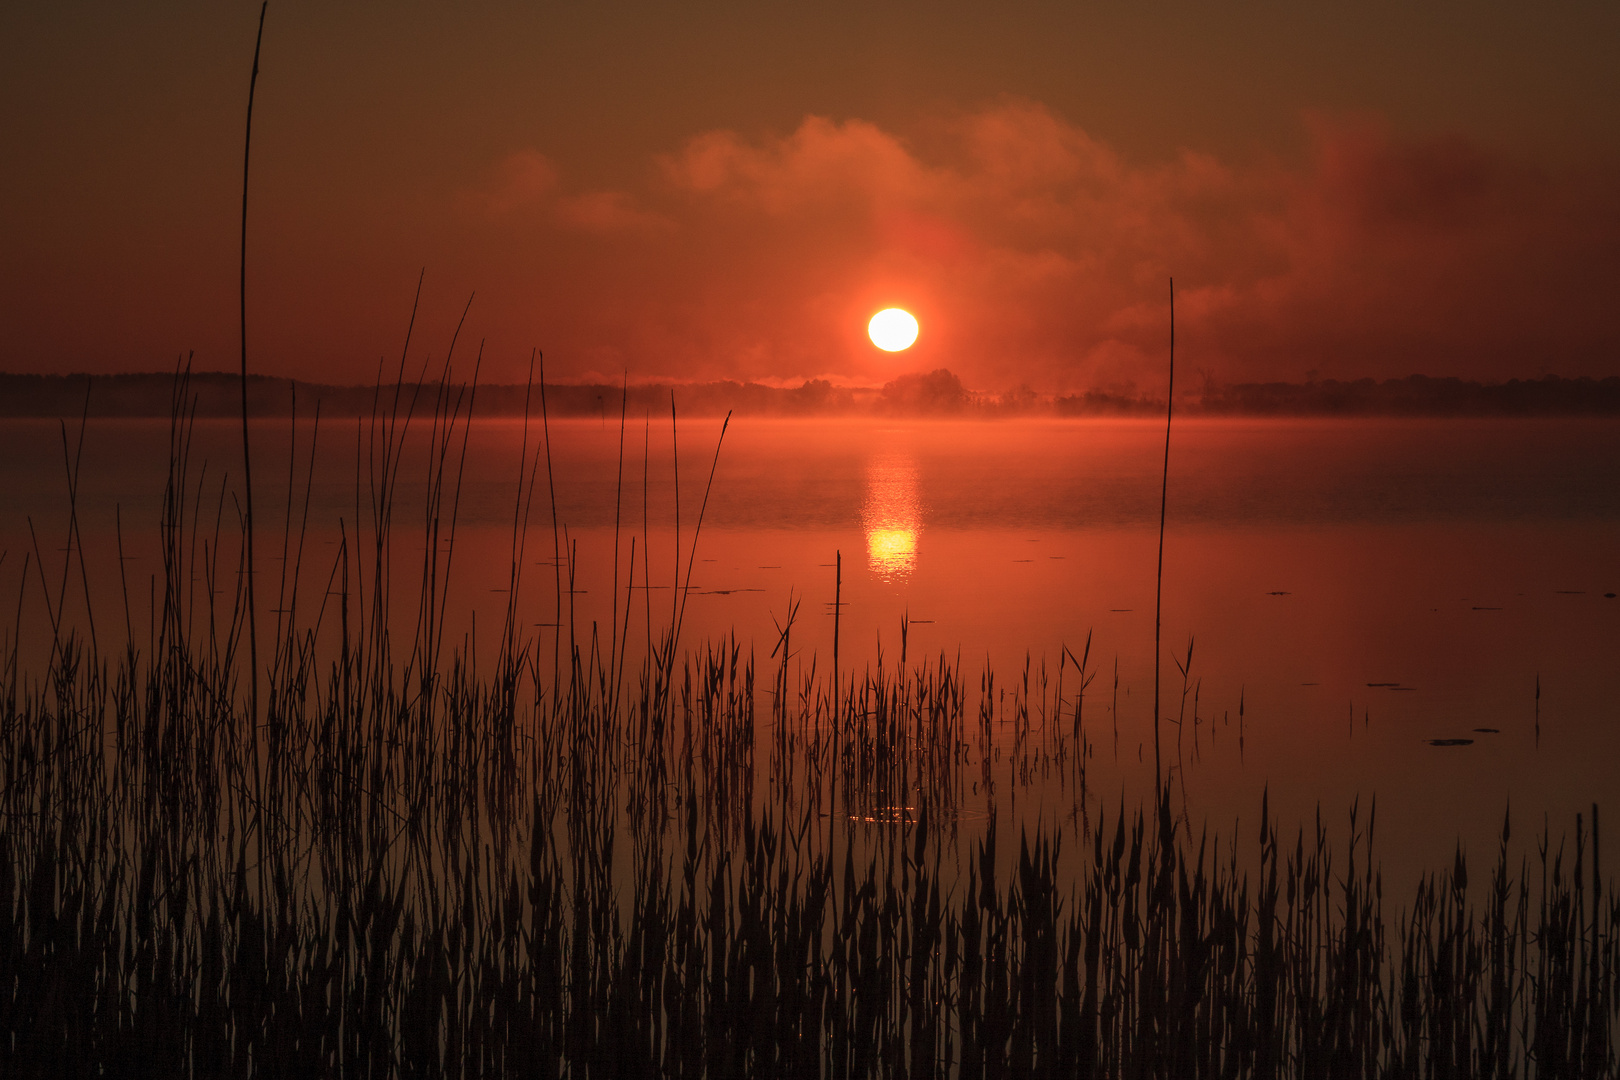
[[238, 2, 267, 732], [1153, 276, 1175, 787]]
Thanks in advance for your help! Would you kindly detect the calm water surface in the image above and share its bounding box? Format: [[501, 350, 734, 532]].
[[4, 414, 1618, 875]]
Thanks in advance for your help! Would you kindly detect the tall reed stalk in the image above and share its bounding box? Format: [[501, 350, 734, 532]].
[[1153, 276, 1175, 787], [237, 1, 267, 739]]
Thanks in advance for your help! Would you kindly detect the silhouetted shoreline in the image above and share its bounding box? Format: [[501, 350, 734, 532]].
[[2, 369, 1618, 418]]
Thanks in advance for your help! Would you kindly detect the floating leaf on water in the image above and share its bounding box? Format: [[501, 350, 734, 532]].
[[1427, 738, 1475, 747]]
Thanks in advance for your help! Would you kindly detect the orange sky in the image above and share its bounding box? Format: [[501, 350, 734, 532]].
[[3, 1, 1618, 392]]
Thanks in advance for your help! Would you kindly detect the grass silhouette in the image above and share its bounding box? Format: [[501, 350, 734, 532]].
[[0, 366, 1615, 1078]]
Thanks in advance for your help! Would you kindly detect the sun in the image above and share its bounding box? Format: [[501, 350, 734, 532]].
[[868, 308, 919, 352]]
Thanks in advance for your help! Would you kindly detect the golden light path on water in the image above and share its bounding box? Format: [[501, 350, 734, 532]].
[[862, 450, 920, 581]]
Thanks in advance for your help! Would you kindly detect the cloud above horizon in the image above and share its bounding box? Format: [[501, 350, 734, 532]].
[[469, 100, 1619, 391]]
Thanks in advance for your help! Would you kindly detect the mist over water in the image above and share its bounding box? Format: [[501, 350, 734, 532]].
[[4, 413, 1618, 877]]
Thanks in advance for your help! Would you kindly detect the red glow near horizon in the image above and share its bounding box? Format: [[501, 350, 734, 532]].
[[2, 7, 1617, 392]]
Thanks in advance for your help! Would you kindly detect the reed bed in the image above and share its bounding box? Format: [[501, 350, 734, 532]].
[[1, 371, 1616, 1078]]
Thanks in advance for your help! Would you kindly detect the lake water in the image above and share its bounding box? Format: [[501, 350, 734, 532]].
[[4, 413, 1618, 877]]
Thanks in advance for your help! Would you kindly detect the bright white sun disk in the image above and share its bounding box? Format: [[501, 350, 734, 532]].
[[868, 308, 919, 351]]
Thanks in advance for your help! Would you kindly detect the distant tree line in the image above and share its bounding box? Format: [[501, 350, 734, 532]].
[[0, 372, 862, 420], [2, 369, 1618, 419], [1191, 374, 1620, 416]]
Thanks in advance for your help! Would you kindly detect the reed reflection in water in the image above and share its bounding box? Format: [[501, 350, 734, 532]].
[[862, 448, 921, 581]]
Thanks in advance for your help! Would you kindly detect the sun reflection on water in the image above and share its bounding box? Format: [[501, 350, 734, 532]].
[[863, 452, 920, 582]]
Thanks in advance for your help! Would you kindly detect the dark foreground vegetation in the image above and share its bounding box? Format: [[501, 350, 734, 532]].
[[2, 370, 1617, 1078]]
